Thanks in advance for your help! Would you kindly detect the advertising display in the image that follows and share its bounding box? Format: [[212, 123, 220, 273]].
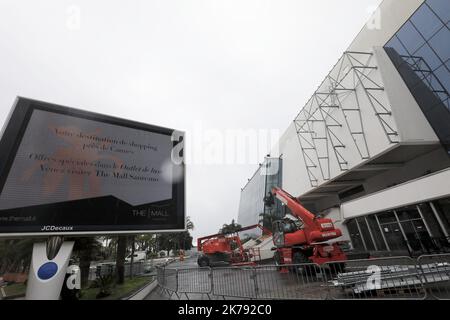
[[0, 98, 185, 236]]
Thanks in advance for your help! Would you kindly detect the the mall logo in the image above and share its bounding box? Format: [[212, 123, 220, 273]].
[[40, 225, 74, 231]]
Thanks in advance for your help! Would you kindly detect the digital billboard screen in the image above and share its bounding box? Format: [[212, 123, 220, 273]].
[[0, 97, 185, 236]]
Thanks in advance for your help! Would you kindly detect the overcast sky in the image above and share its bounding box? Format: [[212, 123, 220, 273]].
[[0, 0, 382, 241]]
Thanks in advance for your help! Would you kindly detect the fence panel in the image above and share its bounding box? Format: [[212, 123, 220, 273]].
[[212, 267, 256, 299], [177, 267, 212, 294], [254, 263, 325, 300], [323, 256, 426, 300], [156, 267, 178, 292], [417, 253, 450, 300], [125, 261, 145, 277], [96, 263, 115, 277], [93, 262, 147, 280]]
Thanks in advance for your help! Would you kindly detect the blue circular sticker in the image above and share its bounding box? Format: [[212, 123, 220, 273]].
[[37, 262, 58, 280]]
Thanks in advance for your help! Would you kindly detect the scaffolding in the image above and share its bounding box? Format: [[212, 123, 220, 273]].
[[294, 51, 399, 187]]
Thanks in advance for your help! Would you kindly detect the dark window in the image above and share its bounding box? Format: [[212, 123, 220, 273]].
[[418, 202, 445, 238], [396, 21, 425, 54], [380, 222, 409, 252], [401, 219, 434, 253], [263, 158, 283, 224], [386, 36, 409, 56], [426, 0, 450, 24], [377, 211, 397, 224], [429, 27, 450, 62], [414, 44, 442, 71], [434, 65, 450, 96], [356, 217, 375, 251], [366, 215, 388, 251], [411, 4, 443, 39], [347, 219, 365, 251], [396, 206, 421, 221], [433, 197, 450, 233]]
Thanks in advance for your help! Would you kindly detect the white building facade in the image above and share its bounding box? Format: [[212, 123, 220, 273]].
[[240, 0, 450, 256]]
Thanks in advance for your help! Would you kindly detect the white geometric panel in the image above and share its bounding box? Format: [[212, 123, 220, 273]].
[[294, 51, 399, 187]]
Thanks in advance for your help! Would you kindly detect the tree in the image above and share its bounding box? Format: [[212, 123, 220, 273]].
[[219, 219, 242, 234], [71, 237, 102, 288], [105, 236, 119, 260], [156, 233, 174, 256], [135, 234, 156, 253], [173, 231, 193, 252], [0, 238, 34, 274], [115, 236, 127, 285], [156, 216, 195, 256]]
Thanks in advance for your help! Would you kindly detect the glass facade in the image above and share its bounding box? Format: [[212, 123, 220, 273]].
[[356, 217, 375, 251], [262, 157, 283, 228], [237, 158, 282, 231], [433, 197, 450, 231], [366, 215, 388, 251], [346, 197, 450, 255], [347, 219, 365, 252], [384, 0, 450, 154]]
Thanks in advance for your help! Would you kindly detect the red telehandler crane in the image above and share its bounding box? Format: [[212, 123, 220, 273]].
[[264, 187, 347, 266], [197, 224, 271, 267]]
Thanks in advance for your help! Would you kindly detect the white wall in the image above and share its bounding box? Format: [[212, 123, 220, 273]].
[[273, 55, 403, 195], [348, 0, 425, 52], [342, 168, 450, 219]]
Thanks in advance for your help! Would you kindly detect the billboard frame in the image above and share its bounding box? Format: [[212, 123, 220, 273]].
[[0, 97, 185, 237]]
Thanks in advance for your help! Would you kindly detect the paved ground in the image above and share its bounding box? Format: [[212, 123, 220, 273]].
[[145, 256, 200, 300]]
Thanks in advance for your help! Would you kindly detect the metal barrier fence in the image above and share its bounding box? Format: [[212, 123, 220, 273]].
[[253, 264, 326, 300], [155, 254, 450, 300], [324, 256, 426, 300], [212, 267, 257, 299], [89, 261, 155, 281], [417, 253, 450, 300], [178, 267, 212, 299]]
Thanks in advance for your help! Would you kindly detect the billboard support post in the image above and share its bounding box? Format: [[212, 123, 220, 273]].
[[25, 236, 74, 300]]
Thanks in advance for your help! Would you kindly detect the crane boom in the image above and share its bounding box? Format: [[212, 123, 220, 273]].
[[271, 187, 317, 229], [266, 186, 347, 266], [196, 223, 272, 267], [270, 187, 342, 243]]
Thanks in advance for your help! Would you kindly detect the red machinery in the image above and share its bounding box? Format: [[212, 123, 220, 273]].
[[197, 224, 271, 267], [264, 187, 347, 266]]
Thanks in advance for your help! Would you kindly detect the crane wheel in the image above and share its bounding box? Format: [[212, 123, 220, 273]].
[[292, 251, 316, 276], [273, 251, 283, 270], [197, 255, 210, 268]]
